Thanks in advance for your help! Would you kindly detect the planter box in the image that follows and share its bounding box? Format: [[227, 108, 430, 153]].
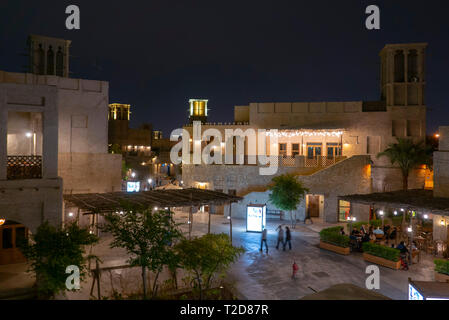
[[435, 271, 449, 283], [320, 240, 350, 255], [363, 253, 401, 270]]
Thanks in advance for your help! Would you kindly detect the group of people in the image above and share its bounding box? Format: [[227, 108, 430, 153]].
[[341, 224, 398, 251], [260, 225, 292, 253]]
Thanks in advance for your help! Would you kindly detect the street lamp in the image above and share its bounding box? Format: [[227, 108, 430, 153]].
[[379, 210, 384, 227]]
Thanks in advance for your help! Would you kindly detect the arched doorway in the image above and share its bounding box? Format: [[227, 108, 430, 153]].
[[0, 220, 29, 265]]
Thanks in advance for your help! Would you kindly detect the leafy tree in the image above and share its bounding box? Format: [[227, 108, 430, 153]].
[[108, 143, 122, 155], [122, 160, 131, 180], [175, 233, 244, 300], [268, 173, 309, 227], [100, 206, 183, 299], [377, 138, 432, 190], [18, 221, 98, 299]]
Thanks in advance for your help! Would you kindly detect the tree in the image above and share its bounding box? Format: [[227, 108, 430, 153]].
[[377, 138, 432, 190], [175, 233, 244, 300], [100, 206, 183, 299], [108, 143, 122, 155], [268, 174, 309, 228], [18, 221, 98, 299]]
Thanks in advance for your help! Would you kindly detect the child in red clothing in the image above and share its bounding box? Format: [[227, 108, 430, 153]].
[[292, 261, 299, 279]]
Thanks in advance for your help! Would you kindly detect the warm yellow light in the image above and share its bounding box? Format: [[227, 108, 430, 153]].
[[440, 220, 446, 226], [435, 134, 440, 138], [0, 219, 5, 226]]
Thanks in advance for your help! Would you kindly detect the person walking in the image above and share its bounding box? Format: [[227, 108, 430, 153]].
[[275, 225, 284, 250], [292, 261, 299, 279], [283, 226, 292, 251], [260, 227, 268, 253]]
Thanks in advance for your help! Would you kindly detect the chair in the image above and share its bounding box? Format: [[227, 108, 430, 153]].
[[426, 241, 436, 255]]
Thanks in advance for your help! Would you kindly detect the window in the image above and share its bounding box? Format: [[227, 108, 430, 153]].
[[2, 228, 13, 249], [37, 44, 45, 75], [279, 143, 287, 156], [307, 143, 322, 158], [367, 136, 380, 155], [292, 143, 300, 156], [394, 50, 405, 83], [47, 46, 55, 75], [327, 143, 341, 158], [339, 200, 351, 222], [408, 50, 418, 82], [56, 47, 64, 76]]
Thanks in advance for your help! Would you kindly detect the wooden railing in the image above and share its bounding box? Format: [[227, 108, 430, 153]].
[[7, 155, 42, 180], [185, 154, 346, 168]]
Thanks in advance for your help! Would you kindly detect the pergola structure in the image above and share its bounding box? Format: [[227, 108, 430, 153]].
[[339, 189, 449, 216], [63, 188, 242, 214]]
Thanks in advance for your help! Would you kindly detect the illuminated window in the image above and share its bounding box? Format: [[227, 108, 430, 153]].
[[339, 200, 351, 222]]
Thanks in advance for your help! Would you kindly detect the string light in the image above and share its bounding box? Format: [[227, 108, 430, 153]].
[[266, 129, 344, 138]]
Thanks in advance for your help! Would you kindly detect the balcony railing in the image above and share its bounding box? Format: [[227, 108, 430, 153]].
[[184, 154, 346, 168], [7, 155, 42, 180]]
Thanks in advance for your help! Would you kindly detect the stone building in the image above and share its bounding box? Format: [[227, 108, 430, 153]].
[[181, 43, 429, 222], [0, 35, 121, 264], [108, 103, 152, 188]]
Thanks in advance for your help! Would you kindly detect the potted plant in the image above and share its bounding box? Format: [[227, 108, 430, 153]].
[[362, 242, 401, 270], [434, 259, 449, 283], [319, 227, 350, 255]]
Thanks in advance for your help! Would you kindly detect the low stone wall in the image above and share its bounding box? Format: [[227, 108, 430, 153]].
[[0, 178, 63, 233], [59, 153, 122, 194]]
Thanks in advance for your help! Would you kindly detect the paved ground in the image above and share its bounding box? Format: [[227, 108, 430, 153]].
[[178, 212, 435, 300], [0, 211, 436, 300]]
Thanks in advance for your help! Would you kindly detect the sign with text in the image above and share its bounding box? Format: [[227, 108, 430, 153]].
[[246, 204, 266, 233]]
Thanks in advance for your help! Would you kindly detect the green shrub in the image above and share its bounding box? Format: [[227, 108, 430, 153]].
[[434, 259, 449, 275], [319, 227, 350, 248], [390, 216, 403, 226], [362, 242, 400, 262], [370, 220, 383, 228], [352, 220, 382, 230]]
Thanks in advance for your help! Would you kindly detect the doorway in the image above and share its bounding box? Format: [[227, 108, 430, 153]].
[[307, 143, 322, 159], [307, 195, 321, 218], [0, 221, 28, 265]]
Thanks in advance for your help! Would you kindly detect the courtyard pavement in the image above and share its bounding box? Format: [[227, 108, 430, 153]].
[[0, 211, 436, 300], [175, 212, 435, 300]]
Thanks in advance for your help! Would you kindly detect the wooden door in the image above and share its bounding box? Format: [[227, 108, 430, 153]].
[[0, 224, 28, 265], [308, 195, 320, 218]]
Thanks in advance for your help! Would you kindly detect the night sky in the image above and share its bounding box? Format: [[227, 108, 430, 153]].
[[1, 1, 448, 135]]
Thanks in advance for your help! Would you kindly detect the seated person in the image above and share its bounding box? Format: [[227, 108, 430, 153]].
[[369, 232, 376, 242], [373, 227, 384, 235], [389, 227, 397, 240], [340, 227, 345, 235], [362, 232, 370, 243], [396, 241, 409, 254], [383, 224, 391, 235], [360, 225, 367, 235]]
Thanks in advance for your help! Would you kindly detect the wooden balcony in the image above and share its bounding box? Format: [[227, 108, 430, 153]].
[[7, 155, 42, 180]]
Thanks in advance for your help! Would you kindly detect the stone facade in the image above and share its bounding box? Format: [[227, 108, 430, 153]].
[[0, 83, 62, 232], [434, 126, 449, 198], [0, 70, 122, 195], [181, 43, 429, 222]]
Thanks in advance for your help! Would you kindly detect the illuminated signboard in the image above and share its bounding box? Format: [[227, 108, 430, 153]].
[[127, 181, 140, 192], [408, 284, 424, 300], [246, 204, 266, 233], [409, 283, 449, 300]]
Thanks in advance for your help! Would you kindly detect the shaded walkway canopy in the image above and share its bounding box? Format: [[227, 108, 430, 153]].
[[64, 188, 242, 214], [339, 189, 449, 216]]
